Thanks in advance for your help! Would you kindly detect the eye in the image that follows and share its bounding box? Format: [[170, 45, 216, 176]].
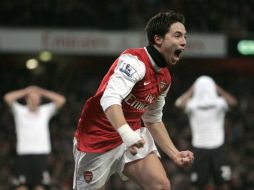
[[174, 32, 181, 37], [174, 32, 184, 38], [174, 32, 187, 41]]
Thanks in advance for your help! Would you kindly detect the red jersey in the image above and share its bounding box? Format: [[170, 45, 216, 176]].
[[75, 47, 171, 153]]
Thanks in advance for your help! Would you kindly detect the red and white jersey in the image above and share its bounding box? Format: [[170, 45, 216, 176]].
[[75, 47, 172, 153]]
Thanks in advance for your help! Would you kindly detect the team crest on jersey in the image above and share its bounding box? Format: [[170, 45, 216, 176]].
[[119, 61, 137, 78], [159, 81, 169, 92], [83, 171, 93, 184]]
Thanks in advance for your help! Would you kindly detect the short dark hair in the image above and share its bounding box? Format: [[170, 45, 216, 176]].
[[145, 10, 185, 45]]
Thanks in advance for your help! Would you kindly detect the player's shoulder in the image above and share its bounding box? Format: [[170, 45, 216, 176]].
[[121, 47, 149, 65], [12, 101, 24, 109], [117, 48, 146, 79], [216, 97, 229, 108], [119, 47, 146, 64], [122, 47, 146, 57]]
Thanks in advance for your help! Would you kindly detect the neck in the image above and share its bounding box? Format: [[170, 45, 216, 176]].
[[146, 45, 167, 68], [28, 106, 38, 112]]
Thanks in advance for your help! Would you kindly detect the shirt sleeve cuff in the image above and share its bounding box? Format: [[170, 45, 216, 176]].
[[100, 96, 122, 111]]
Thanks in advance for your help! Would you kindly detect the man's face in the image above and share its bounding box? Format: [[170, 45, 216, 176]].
[[157, 22, 187, 66], [26, 92, 41, 111]]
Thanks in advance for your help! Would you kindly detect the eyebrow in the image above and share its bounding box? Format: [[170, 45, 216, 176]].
[[174, 31, 187, 35]]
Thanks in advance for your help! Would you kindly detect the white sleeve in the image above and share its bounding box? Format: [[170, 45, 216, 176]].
[[11, 102, 24, 115], [217, 97, 229, 111], [101, 54, 146, 111], [142, 87, 169, 123], [41, 102, 58, 117], [185, 100, 195, 114]]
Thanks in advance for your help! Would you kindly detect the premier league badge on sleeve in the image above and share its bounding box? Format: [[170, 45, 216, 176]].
[[119, 61, 137, 78]]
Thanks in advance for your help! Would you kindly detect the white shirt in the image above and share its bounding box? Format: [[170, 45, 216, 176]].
[[185, 98, 228, 149], [12, 102, 57, 155]]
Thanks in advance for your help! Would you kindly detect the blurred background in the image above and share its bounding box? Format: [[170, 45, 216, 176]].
[[0, 0, 254, 189]]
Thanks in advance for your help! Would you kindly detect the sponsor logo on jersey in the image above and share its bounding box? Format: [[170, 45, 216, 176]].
[[124, 93, 155, 110], [119, 61, 137, 78], [145, 94, 155, 103], [83, 171, 93, 184]]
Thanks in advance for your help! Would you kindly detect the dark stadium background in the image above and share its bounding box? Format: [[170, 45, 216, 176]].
[[0, 1, 253, 189]]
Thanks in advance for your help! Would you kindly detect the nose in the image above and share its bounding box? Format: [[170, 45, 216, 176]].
[[181, 37, 186, 47]]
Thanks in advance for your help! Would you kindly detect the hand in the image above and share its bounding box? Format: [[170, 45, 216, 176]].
[[128, 138, 145, 155], [173, 150, 194, 167], [117, 124, 145, 155]]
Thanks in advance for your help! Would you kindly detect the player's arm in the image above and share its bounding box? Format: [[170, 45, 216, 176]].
[[175, 85, 194, 109], [101, 54, 145, 153], [142, 88, 193, 166], [3, 87, 30, 106], [216, 84, 237, 107], [104, 105, 145, 154], [34, 86, 66, 109], [144, 121, 193, 166]]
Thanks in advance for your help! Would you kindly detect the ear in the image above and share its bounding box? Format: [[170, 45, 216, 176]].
[[154, 35, 163, 46]]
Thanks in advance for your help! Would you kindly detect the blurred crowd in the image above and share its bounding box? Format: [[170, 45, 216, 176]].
[[0, 0, 254, 36], [0, 58, 253, 190]]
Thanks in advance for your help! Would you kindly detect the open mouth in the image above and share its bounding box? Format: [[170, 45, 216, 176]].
[[174, 49, 184, 59]]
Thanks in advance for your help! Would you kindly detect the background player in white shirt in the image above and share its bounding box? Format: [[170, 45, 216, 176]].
[[73, 10, 194, 190], [175, 75, 237, 190], [4, 86, 66, 190]]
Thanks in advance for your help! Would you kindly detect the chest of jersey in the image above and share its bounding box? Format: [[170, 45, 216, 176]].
[[123, 67, 171, 111]]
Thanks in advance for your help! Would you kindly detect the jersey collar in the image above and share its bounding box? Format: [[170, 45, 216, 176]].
[[146, 45, 167, 69], [145, 47, 160, 72]]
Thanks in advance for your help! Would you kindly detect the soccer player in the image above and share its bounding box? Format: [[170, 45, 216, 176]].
[[175, 76, 237, 190], [4, 86, 66, 190], [73, 10, 194, 190]]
